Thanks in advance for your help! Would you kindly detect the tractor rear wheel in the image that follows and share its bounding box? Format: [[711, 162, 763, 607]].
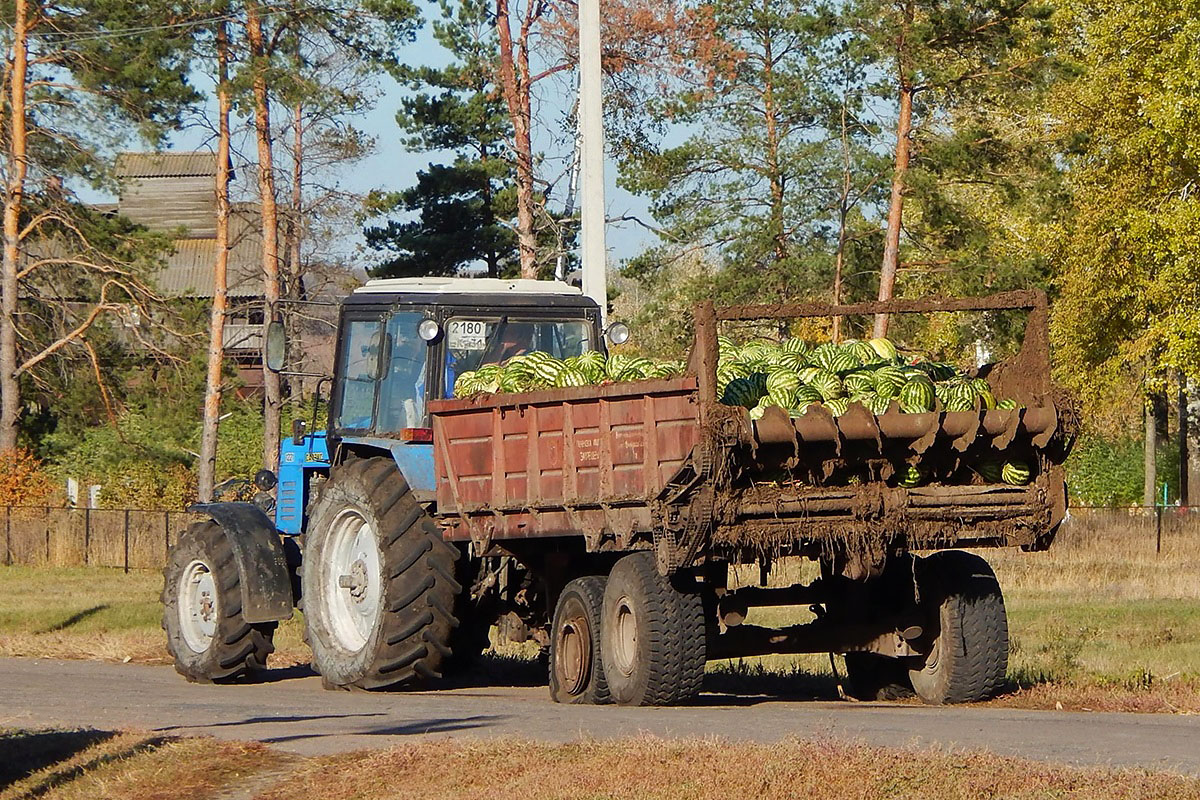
[[549, 576, 609, 704], [907, 550, 1009, 704], [302, 457, 461, 690], [162, 521, 275, 682], [600, 552, 705, 706]]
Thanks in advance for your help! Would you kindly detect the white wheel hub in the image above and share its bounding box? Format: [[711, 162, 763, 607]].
[[179, 559, 219, 653], [612, 595, 639, 677], [325, 509, 383, 651]]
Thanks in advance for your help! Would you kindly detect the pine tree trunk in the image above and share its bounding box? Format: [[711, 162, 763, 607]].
[[1178, 372, 1189, 507], [198, 19, 233, 503], [495, 0, 538, 279], [247, 1, 282, 473], [1187, 381, 1200, 509], [874, 4, 915, 339], [0, 0, 30, 452], [833, 102, 852, 343], [760, 14, 787, 266]]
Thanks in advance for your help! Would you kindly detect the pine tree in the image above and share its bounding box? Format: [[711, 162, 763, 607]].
[[366, 0, 517, 278]]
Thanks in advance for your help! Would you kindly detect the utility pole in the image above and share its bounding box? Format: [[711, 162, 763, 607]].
[[578, 0, 607, 323]]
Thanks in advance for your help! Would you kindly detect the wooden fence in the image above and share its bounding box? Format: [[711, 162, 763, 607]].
[[0, 506, 205, 571], [0, 504, 1194, 571]]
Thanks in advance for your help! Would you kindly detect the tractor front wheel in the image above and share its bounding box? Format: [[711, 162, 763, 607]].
[[162, 521, 275, 682], [302, 458, 462, 690]]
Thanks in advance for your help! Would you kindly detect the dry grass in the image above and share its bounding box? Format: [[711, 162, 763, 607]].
[[7, 731, 1200, 800], [254, 736, 1200, 800], [0, 728, 283, 800]]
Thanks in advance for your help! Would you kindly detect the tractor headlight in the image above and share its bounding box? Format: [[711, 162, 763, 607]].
[[605, 321, 631, 346], [418, 318, 441, 342]]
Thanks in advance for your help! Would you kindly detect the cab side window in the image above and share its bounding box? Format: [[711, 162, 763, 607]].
[[335, 319, 382, 430]]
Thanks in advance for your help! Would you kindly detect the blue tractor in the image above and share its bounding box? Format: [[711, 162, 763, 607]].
[[162, 278, 621, 687]]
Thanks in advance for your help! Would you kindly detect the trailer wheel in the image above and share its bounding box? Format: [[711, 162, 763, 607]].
[[907, 550, 1009, 704], [302, 458, 461, 690], [162, 521, 276, 682], [549, 576, 609, 704], [601, 552, 705, 706]]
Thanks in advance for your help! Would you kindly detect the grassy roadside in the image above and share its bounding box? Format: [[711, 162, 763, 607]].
[[1, 515, 1197, 711], [5, 729, 1200, 800]]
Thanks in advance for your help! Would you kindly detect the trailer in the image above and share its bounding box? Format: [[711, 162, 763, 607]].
[[163, 281, 1076, 707]]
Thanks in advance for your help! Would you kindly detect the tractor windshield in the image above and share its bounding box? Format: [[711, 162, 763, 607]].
[[444, 316, 593, 396]]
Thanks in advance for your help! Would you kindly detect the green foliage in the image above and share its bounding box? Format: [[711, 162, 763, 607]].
[[1049, 0, 1200, 416], [1066, 433, 1181, 507]]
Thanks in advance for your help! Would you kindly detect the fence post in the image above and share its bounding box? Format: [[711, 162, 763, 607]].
[[84, 506, 90, 566], [1156, 504, 1163, 555], [164, 511, 170, 562], [123, 509, 130, 574], [4, 506, 10, 566], [45, 505, 50, 564]]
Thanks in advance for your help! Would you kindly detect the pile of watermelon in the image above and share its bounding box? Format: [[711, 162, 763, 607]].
[[452, 350, 684, 396], [451, 337, 1031, 486], [711, 334, 1019, 421]]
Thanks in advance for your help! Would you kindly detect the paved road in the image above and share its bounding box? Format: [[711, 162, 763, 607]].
[[2, 657, 1198, 774]]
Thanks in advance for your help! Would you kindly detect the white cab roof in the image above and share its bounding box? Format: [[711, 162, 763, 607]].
[[354, 277, 583, 296]]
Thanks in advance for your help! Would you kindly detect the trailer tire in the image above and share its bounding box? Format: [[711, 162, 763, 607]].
[[302, 458, 461, 690], [907, 550, 1008, 704], [162, 521, 276, 682], [601, 552, 705, 706], [549, 576, 609, 704]]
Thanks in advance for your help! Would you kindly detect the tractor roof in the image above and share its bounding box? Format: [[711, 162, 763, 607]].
[[345, 277, 596, 310]]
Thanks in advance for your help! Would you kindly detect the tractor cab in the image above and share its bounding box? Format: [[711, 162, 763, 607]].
[[278, 278, 612, 531]]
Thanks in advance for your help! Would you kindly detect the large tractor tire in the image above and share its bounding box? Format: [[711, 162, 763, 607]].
[[549, 576, 609, 704], [600, 552, 706, 706], [907, 550, 1009, 704], [302, 457, 461, 690], [162, 521, 276, 682]]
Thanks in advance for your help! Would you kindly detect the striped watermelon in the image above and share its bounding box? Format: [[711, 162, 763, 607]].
[[782, 337, 810, 357], [847, 341, 878, 366], [794, 385, 824, 405], [897, 464, 925, 488], [766, 371, 801, 407], [554, 367, 589, 388], [453, 372, 480, 397], [996, 398, 1019, 410], [808, 370, 844, 401], [842, 372, 875, 395], [873, 366, 907, 397], [869, 337, 898, 361], [828, 350, 860, 374], [822, 396, 850, 417], [978, 459, 1004, 483], [898, 376, 936, 413], [722, 377, 765, 408], [1002, 460, 1032, 485], [809, 343, 842, 371], [775, 352, 806, 371], [797, 366, 823, 384]]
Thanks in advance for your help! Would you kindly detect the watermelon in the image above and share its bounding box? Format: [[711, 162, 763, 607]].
[[846, 340, 878, 366], [898, 376, 936, 413], [827, 350, 861, 374], [453, 372, 479, 397], [775, 352, 806, 371], [782, 337, 810, 357], [809, 343, 843, 371], [722, 376, 765, 408], [554, 367, 589, 387], [822, 396, 850, 417], [996, 398, 1019, 410], [873, 366, 907, 397], [978, 459, 1004, 483], [766, 371, 801, 408], [797, 366, 823, 384], [808, 370, 845, 400], [794, 385, 824, 405], [897, 464, 925, 488], [842, 372, 875, 396], [868, 337, 898, 361], [1002, 460, 1032, 485]]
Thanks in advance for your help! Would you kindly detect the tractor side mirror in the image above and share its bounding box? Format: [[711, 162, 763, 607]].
[[292, 418, 307, 446], [265, 321, 286, 372]]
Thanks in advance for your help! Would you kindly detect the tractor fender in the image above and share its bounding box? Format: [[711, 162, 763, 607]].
[[190, 502, 294, 624]]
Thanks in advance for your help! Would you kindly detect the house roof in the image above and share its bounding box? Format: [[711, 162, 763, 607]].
[[115, 151, 217, 179], [155, 206, 264, 298]]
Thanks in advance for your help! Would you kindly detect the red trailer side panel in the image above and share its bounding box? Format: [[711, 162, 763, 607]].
[[430, 378, 700, 544]]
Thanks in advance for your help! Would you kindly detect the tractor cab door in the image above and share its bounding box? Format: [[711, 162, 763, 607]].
[[332, 309, 431, 434]]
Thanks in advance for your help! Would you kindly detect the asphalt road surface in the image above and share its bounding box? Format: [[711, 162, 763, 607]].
[[2, 657, 1198, 775]]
